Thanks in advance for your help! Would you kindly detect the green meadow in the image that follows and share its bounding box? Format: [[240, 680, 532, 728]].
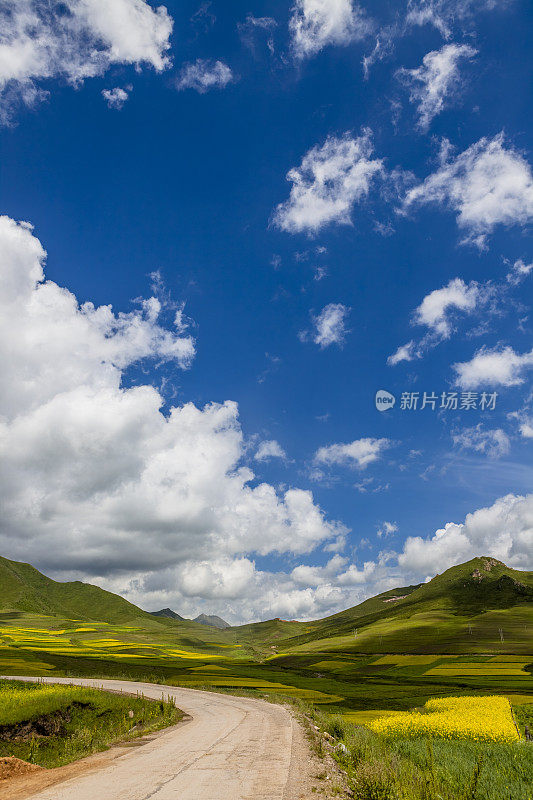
[[1, 612, 531, 716]]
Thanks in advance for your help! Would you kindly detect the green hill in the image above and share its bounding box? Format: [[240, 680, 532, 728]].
[[270, 557, 533, 656], [1, 554, 531, 656], [0, 555, 160, 625]]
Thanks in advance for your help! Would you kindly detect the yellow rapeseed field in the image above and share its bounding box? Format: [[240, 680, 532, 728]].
[[369, 696, 520, 743]]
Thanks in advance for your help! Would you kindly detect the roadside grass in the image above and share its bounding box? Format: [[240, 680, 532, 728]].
[[306, 703, 533, 800], [0, 679, 182, 768]]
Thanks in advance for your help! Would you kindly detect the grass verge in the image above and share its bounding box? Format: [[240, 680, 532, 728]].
[[0, 679, 183, 768], [304, 703, 533, 800]]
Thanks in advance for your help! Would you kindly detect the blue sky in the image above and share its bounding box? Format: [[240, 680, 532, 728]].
[[0, 0, 532, 622]]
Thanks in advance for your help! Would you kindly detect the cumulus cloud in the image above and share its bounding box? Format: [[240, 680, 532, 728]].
[[289, 0, 372, 59], [0, 0, 172, 122], [301, 303, 351, 348], [272, 130, 383, 234], [102, 86, 130, 109], [403, 133, 533, 247], [398, 44, 477, 131], [452, 425, 511, 458], [177, 59, 235, 93], [291, 554, 348, 586], [414, 277, 481, 338], [453, 345, 533, 388], [315, 437, 390, 469], [387, 278, 486, 365], [254, 440, 287, 461], [398, 493, 533, 577], [0, 215, 348, 622]]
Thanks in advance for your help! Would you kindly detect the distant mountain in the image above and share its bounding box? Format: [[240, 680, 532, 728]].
[[0, 555, 160, 625], [150, 608, 186, 621], [194, 613, 230, 629]]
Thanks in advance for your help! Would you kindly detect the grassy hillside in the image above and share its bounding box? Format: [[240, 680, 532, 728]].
[[0, 556, 166, 626], [268, 557, 533, 656]]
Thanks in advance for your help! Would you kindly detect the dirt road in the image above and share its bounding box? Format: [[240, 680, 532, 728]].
[[2, 676, 318, 800]]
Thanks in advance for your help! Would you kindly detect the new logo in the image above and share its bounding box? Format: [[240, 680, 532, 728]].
[[375, 390, 396, 411]]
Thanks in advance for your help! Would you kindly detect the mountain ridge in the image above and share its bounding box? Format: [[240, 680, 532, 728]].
[[1, 554, 531, 650], [193, 613, 231, 629]]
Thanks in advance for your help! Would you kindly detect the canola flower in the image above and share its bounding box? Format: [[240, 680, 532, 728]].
[[369, 695, 520, 743]]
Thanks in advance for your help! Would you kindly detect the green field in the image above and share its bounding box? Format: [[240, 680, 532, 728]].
[[1, 611, 531, 720]]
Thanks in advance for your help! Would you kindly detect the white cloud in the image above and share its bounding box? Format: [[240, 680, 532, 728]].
[[507, 407, 533, 440], [272, 130, 383, 234], [414, 277, 481, 338], [0, 216, 347, 622], [177, 59, 235, 93], [453, 345, 533, 388], [315, 437, 390, 469], [362, 26, 397, 79], [506, 258, 533, 286], [173, 558, 256, 600], [377, 521, 398, 538], [337, 560, 376, 585], [406, 0, 504, 40], [292, 556, 376, 588], [387, 278, 483, 365], [291, 554, 348, 586], [289, 0, 372, 59], [398, 493, 533, 576], [6, 215, 530, 624], [452, 424, 511, 458], [519, 419, 533, 438], [254, 440, 287, 461], [102, 86, 130, 109], [0, 0, 172, 122], [403, 133, 533, 247], [238, 14, 277, 53], [303, 303, 350, 348], [387, 340, 416, 365], [398, 44, 477, 131]]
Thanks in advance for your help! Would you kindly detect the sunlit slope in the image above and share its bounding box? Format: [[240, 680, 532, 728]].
[[269, 558, 533, 655], [0, 555, 164, 624], [1, 554, 531, 659]]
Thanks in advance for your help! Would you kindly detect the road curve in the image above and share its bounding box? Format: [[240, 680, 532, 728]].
[[4, 676, 301, 800]]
